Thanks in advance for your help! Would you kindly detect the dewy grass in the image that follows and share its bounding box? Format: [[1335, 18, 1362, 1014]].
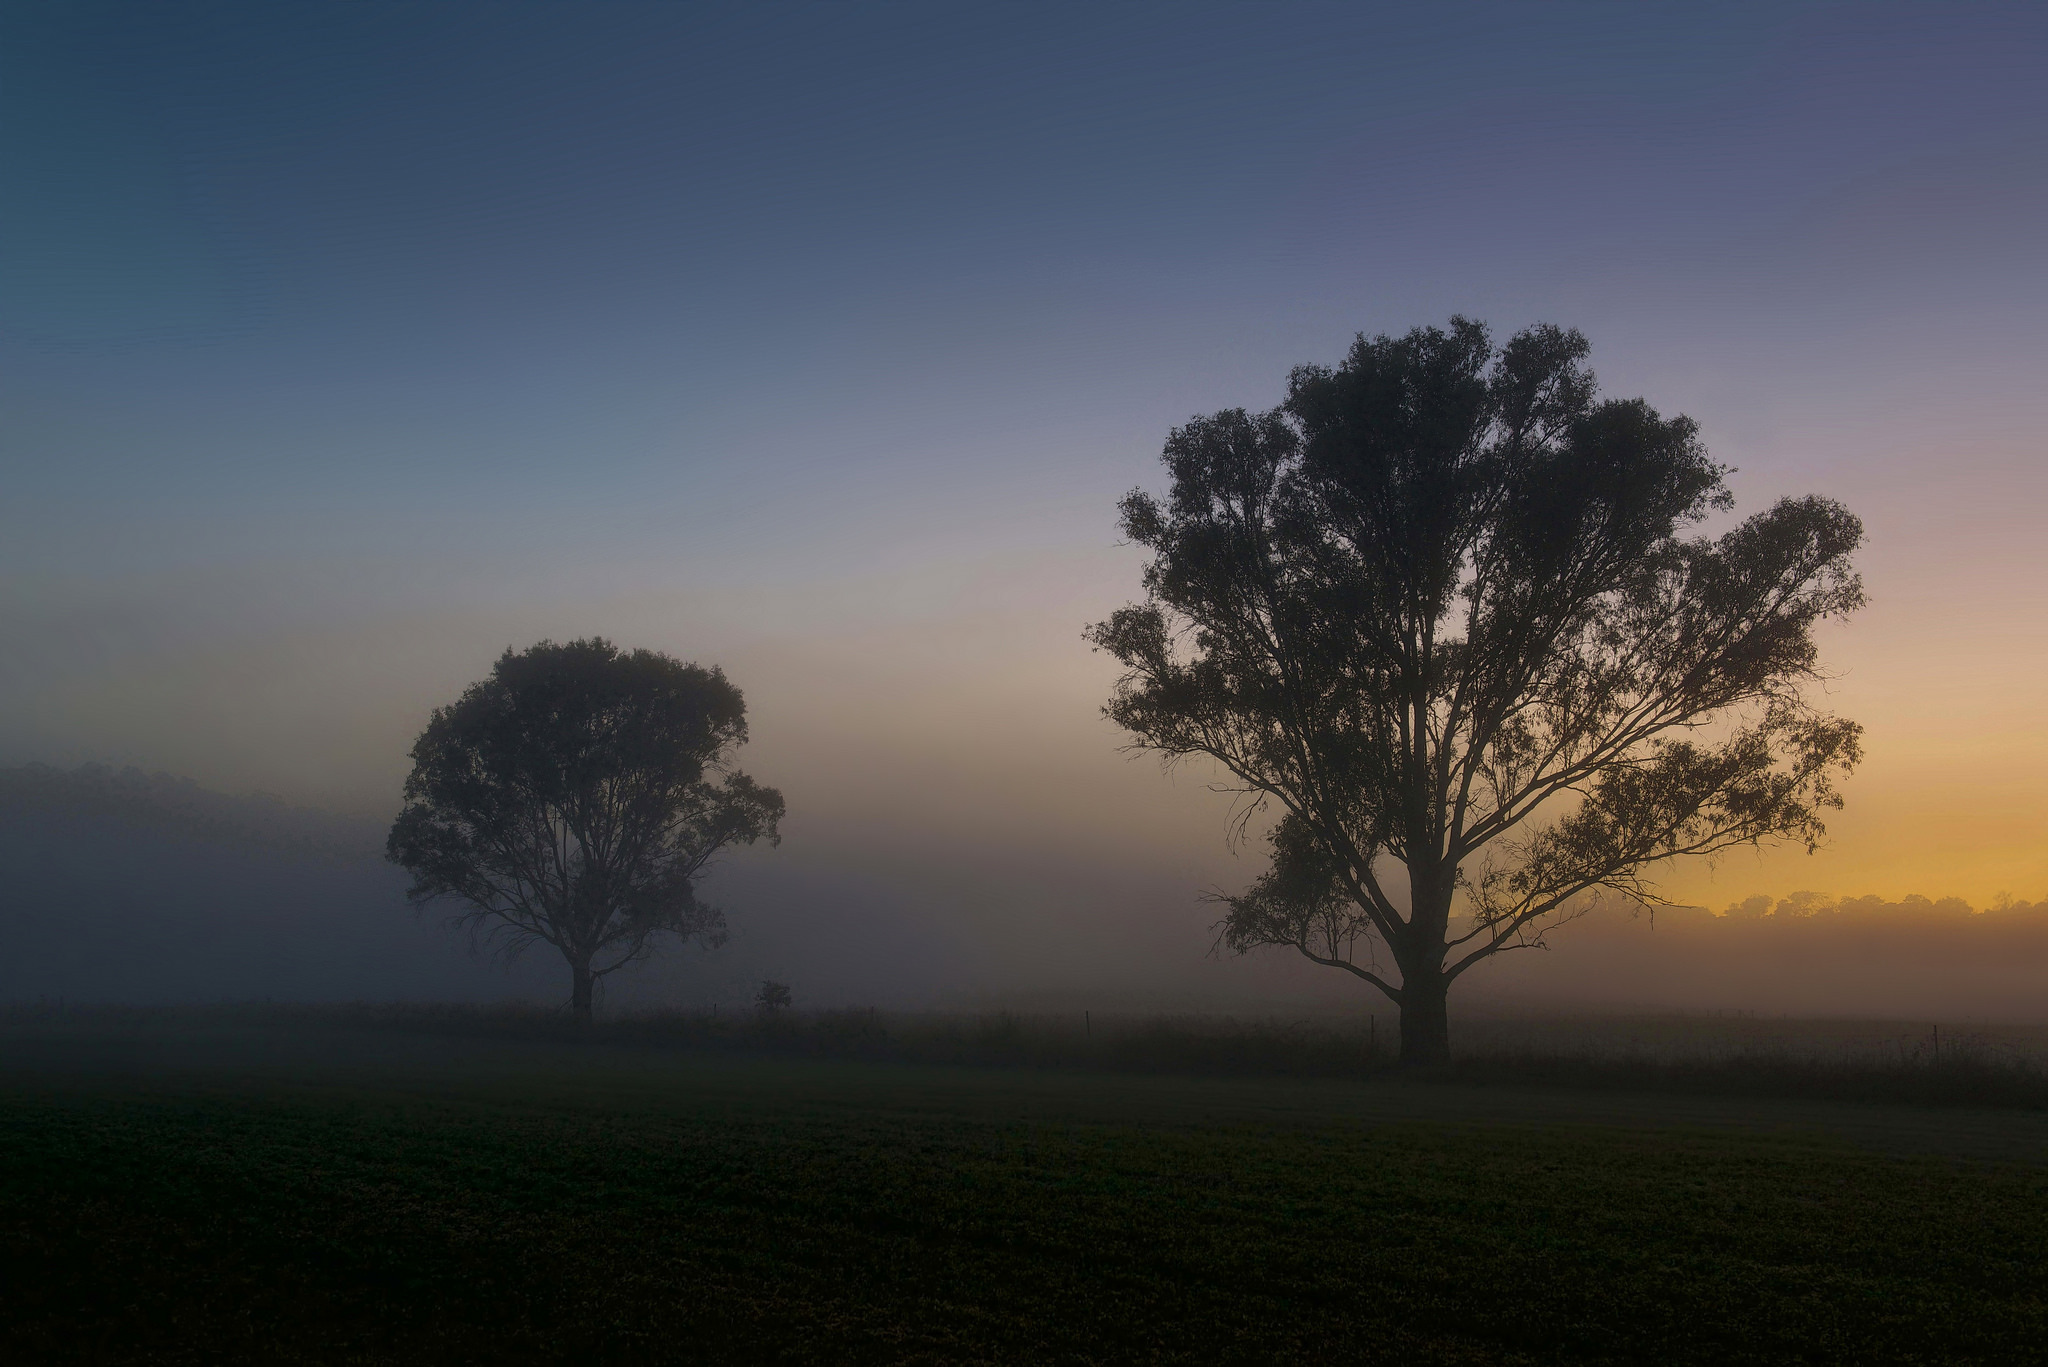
[[1440, 1044, 2048, 1109], [3, 1055, 2045, 1365]]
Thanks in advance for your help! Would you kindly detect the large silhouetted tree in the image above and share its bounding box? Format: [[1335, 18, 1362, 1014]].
[[387, 638, 783, 1023], [1088, 319, 1864, 1064]]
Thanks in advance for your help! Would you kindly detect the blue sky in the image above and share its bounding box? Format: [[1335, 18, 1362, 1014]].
[[4, 3, 2046, 999]]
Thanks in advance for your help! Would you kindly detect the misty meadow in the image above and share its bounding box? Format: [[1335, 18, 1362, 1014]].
[[6, 4, 2047, 1364]]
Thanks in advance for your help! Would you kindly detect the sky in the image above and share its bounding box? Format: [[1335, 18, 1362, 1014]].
[[4, 2, 2046, 1005]]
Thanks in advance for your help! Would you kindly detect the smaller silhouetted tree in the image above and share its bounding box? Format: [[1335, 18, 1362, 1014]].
[[756, 980, 792, 1013], [388, 638, 783, 1023]]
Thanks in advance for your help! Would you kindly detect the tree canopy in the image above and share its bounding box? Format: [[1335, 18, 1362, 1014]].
[[387, 638, 783, 1021], [1088, 319, 1864, 1063]]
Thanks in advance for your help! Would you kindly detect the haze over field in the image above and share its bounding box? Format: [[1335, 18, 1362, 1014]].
[[3, 3, 2044, 1014], [8, 762, 2046, 1021]]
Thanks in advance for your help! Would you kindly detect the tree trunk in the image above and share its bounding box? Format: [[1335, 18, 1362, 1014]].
[[1398, 971, 1450, 1066], [1396, 868, 1455, 1067], [570, 957, 594, 1026]]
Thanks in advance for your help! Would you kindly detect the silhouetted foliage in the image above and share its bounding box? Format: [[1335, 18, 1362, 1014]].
[[1089, 319, 1864, 1063], [387, 638, 783, 1022], [756, 980, 792, 1013]]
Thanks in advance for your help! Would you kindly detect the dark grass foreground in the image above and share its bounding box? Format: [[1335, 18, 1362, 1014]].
[[3, 1045, 2047, 1363], [1440, 1047, 2048, 1109]]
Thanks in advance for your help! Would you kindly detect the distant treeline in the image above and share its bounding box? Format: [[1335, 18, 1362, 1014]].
[[1703, 892, 2048, 921], [1470, 889, 2048, 1022]]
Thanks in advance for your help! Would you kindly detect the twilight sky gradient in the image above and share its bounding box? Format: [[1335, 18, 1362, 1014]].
[[4, 3, 2045, 1002]]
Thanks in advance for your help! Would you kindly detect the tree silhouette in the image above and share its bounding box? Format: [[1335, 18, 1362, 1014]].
[[1088, 320, 1864, 1064], [387, 638, 783, 1023]]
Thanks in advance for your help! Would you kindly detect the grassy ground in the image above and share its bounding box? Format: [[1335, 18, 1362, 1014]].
[[4, 1018, 2047, 1364]]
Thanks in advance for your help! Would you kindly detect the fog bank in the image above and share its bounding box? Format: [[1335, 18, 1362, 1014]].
[[3, 765, 2041, 1023]]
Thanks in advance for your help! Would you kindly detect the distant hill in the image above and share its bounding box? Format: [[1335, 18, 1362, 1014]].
[[0, 764, 554, 1004], [0, 763, 385, 862]]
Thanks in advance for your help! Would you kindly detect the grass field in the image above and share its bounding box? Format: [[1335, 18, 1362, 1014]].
[[4, 1014, 2047, 1364]]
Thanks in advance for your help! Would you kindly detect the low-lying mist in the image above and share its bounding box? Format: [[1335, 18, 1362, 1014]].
[[3, 763, 2043, 1022]]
